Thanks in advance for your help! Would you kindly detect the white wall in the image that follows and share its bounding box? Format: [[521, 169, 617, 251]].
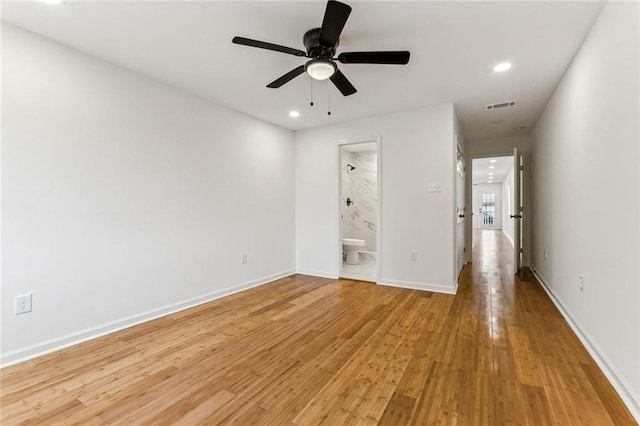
[[531, 2, 639, 419], [295, 105, 458, 293], [472, 183, 503, 230], [1, 25, 296, 365], [466, 135, 530, 158]]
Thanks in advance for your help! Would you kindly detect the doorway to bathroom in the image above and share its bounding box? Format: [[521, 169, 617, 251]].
[[339, 139, 379, 282]]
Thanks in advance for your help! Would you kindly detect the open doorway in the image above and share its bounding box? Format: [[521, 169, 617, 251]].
[[472, 156, 516, 252], [338, 140, 379, 282]]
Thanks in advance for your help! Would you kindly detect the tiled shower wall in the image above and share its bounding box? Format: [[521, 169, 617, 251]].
[[341, 150, 377, 252]]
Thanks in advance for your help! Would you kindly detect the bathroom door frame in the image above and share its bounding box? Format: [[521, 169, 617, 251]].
[[337, 136, 381, 283]]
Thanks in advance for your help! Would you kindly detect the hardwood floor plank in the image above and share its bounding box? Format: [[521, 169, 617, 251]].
[[378, 391, 415, 425], [521, 384, 554, 426], [581, 362, 638, 425], [172, 389, 236, 425], [1, 230, 635, 425], [544, 384, 616, 425], [508, 325, 544, 387], [292, 292, 419, 424]]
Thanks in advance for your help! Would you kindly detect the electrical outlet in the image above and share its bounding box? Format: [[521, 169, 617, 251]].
[[15, 294, 32, 315], [241, 252, 248, 264], [428, 183, 442, 193], [579, 275, 584, 292], [410, 250, 418, 261]]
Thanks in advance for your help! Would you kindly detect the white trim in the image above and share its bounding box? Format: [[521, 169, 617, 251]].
[[295, 273, 458, 295], [531, 266, 640, 423], [295, 269, 338, 280], [341, 273, 376, 283], [0, 269, 295, 368], [378, 279, 457, 295]]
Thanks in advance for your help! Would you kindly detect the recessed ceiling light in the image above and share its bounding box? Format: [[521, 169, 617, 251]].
[[494, 62, 512, 72], [489, 173, 494, 175], [489, 166, 495, 169], [490, 160, 497, 163], [289, 111, 300, 118]]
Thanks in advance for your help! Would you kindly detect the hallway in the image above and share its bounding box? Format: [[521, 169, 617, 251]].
[[463, 229, 635, 424]]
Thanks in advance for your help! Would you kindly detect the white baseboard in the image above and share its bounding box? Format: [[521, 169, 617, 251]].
[[378, 278, 457, 295], [0, 269, 295, 368], [339, 272, 376, 283], [294, 271, 458, 295], [295, 269, 339, 279], [530, 266, 640, 423]]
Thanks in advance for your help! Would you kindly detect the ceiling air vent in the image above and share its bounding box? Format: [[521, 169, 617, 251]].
[[485, 100, 517, 111]]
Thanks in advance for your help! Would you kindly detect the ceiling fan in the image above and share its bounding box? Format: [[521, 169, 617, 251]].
[[232, 0, 410, 97]]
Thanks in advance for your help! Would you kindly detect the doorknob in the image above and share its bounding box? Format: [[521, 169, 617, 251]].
[[510, 214, 522, 219], [458, 214, 465, 218]]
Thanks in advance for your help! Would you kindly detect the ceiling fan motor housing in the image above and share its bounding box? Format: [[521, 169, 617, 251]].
[[304, 28, 338, 58]]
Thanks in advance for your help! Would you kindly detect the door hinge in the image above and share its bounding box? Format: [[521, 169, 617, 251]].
[[519, 248, 523, 254], [464, 247, 466, 253], [519, 165, 524, 171]]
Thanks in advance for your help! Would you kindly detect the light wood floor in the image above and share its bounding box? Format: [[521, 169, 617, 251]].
[[1, 229, 636, 425]]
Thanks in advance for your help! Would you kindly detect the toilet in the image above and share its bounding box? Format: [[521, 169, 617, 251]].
[[342, 238, 365, 265]]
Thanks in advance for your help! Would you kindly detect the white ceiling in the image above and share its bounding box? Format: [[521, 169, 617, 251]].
[[473, 156, 513, 184], [1, 1, 604, 141]]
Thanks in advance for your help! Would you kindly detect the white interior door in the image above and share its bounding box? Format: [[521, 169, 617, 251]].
[[512, 148, 523, 274], [455, 145, 465, 278]]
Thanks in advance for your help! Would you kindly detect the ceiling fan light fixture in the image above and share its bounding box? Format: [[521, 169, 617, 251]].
[[305, 59, 336, 80]]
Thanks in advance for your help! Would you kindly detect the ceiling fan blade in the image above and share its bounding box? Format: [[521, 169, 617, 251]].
[[330, 69, 357, 96], [318, 0, 352, 48], [267, 65, 306, 88], [337, 51, 411, 65], [232, 36, 306, 57]]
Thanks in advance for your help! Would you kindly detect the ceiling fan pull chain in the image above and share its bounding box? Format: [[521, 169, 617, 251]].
[[310, 77, 314, 106], [327, 80, 331, 116]]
